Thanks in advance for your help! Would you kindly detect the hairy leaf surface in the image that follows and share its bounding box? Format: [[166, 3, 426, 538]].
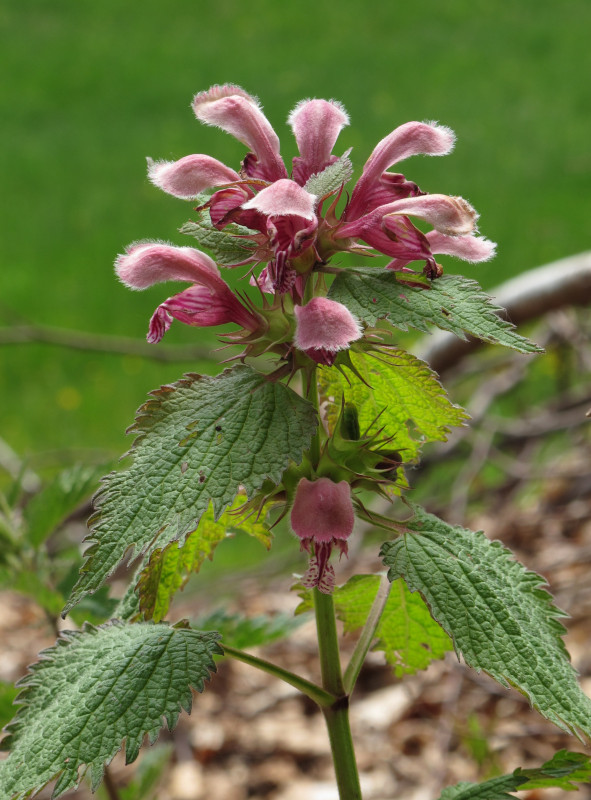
[[65, 367, 316, 612], [180, 215, 257, 266], [328, 269, 541, 353], [438, 750, 591, 799], [381, 504, 591, 737], [304, 150, 353, 198], [319, 349, 467, 461], [0, 622, 221, 799]]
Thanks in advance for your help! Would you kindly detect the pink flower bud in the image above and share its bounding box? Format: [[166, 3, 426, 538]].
[[291, 477, 355, 594], [294, 297, 362, 362], [291, 477, 355, 543]]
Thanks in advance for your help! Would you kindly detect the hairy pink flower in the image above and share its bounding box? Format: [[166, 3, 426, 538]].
[[294, 297, 362, 366], [291, 477, 355, 593], [193, 85, 287, 182], [288, 98, 350, 185], [147, 155, 240, 200], [115, 242, 260, 342]]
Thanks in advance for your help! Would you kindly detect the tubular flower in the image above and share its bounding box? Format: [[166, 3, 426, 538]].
[[290, 477, 355, 593], [115, 242, 261, 343], [332, 120, 495, 277]]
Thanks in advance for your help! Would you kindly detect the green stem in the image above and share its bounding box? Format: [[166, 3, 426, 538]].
[[306, 365, 363, 797], [315, 589, 363, 799], [222, 643, 335, 708], [314, 589, 344, 695], [343, 574, 391, 695], [307, 368, 322, 466]]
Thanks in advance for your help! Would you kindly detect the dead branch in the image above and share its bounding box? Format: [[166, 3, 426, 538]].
[[0, 324, 212, 362], [420, 251, 591, 374]]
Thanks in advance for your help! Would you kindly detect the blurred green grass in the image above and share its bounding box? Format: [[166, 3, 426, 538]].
[[1, 0, 590, 461]]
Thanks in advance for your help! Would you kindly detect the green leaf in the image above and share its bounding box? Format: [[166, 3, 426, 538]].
[[0, 622, 221, 799], [195, 609, 307, 649], [319, 349, 467, 461], [328, 270, 542, 353], [65, 366, 316, 613], [438, 750, 591, 799], [296, 575, 452, 676], [381, 504, 591, 738], [24, 464, 107, 548], [118, 744, 174, 800], [304, 150, 353, 198], [0, 681, 18, 730], [179, 216, 257, 266], [519, 749, 591, 790], [137, 496, 273, 622]]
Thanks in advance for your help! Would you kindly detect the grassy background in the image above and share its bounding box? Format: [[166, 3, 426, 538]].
[[1, 0, 590, 464]]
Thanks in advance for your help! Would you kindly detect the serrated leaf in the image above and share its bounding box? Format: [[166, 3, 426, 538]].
[[328, 270, 542, 353], [195, 609, 307, 649], [24, 464, 107, 548], [304, 150, 354, 198], [319, 349, 467, 461], [179, 215, 257, 266], [437, 750, 591, 799], [65, 366, 316, 613], [0, 681, 18, 729], [0, 621, 221, 799], [296, 575, 451, 676], [381, 504, 591, 738], [137, 495, 273, 622]]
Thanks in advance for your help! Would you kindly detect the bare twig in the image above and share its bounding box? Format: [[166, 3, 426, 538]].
[[420, 251, 591, 374], [0, 323, 213, 362]]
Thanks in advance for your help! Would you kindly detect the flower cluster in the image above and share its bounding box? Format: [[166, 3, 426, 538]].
[[115, 84, 496, 590], [115, 84, 494, 366]]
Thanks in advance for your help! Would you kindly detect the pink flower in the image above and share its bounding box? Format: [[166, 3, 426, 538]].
[[193, 85, 287, 182], [115, 242, 261, 343], [294, 297, 362, 366], [331, 120, 495, 276], [288, 98, 350, 185], [291, 477, 355, 593]]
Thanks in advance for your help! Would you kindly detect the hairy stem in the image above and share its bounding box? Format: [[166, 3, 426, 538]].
[[222, 643, 335, 708], [315, 589, 363, 799], [344, 574, 391, 695]]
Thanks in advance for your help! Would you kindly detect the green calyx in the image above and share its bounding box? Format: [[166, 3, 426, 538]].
[[321, 402, 403, 490]]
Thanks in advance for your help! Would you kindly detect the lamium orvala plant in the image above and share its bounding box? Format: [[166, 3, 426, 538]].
[[2, 85, 591, 800]]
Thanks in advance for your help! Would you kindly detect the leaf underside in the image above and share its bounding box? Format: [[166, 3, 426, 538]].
[[0, 622, 222, 799], [319, 348, 468, 461], [179, 216, 257, 266], [303, 151, 354, 198], [328, 269, 542, 353], [65, 366, 316, 613], [381, 504, 591, 738]]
